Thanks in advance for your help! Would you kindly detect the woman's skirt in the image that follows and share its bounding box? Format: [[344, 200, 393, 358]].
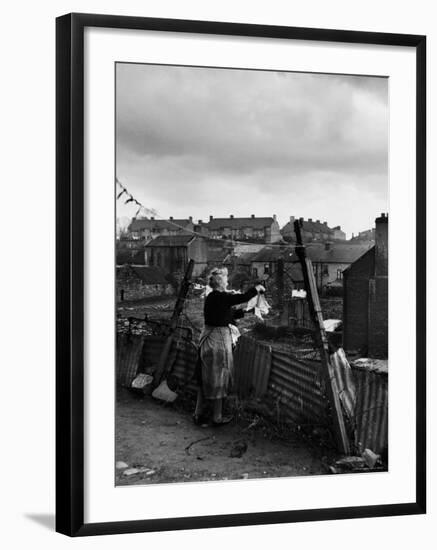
[[198, 326, 233, 399]]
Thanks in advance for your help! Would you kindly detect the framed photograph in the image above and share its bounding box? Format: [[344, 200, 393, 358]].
[[56, 13, 426, 536]]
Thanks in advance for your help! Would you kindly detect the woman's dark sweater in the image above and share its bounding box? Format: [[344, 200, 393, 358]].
[[204, 288, 257, 327]]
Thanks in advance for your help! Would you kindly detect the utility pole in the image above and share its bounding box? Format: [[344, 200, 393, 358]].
[[293, 220, 350, 455]]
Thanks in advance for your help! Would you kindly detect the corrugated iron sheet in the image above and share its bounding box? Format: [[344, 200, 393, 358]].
[[116, 333, 145, 387], [169, 338, 198, 393], [331, 348, 356, 421], [233, 337, 272, 398], [117, 332, 198, 393], [268, 348, 328, 426], [352, 366, 388, 455]]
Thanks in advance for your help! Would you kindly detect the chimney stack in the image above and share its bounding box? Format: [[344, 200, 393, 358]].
[[290, 215, 295, 223], [209, 215, 213, 221], [198, 219, 203, 225], [251, 214, 255, 219], [375, 213, 388, 276], [325, 241, 332, 251], [323, 221, 328, 226], [230, 214, 234, 219], [151, 217, 155, 220], [169, 216, 173, 220], [309, 218, 313, 222], [316, 219, 320, 223], [189, 216, 193, 222], [273, 214, 277, 221]]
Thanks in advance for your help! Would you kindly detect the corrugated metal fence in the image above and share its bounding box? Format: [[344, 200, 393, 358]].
[[232, 336, 388, 455], [117, 331, 198, 393], [116, 330, 387, 455]]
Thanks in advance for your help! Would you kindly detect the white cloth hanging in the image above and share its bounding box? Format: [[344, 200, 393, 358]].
[[246, 293, 271, 320]]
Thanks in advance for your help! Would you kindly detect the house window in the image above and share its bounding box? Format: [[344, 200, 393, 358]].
[[337, 269, 343, 280], [264, 263, 270, 275], [252, 267, 258, 278], [323, 265, 329, 276]]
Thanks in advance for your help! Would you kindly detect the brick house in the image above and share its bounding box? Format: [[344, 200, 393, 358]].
[[343, 214, 388, 358], [249, 245, 293, 280], [281, 216, 331, 242], [145, 234, 208, 278], [128, 216, 195, 242], [350, 228, 375, 243], [205, 215, 282, 243], [288, 241, 372, 292], [332, 225, 346, 241], [116, 265, 173, 301]]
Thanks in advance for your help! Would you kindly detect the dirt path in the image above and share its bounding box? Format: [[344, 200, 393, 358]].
[[115, 389, 330, 486]]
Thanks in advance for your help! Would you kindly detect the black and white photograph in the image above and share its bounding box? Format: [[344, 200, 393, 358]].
[[115, 62, 389, 485]]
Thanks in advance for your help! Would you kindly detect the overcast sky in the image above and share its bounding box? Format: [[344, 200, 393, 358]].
[[116, 63, 388, 238]]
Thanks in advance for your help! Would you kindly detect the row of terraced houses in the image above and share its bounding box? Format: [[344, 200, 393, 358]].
[[127, 214, 346, 245]]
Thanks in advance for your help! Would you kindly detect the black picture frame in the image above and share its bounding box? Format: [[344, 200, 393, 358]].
[[56, 12, 426, 537]]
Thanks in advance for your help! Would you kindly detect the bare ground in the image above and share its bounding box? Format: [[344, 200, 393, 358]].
[[115, 389, 331, 486]]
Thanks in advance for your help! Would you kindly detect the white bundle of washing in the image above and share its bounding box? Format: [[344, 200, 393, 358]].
[[228, 323, 241, 346], [246, 293, 271, 320]]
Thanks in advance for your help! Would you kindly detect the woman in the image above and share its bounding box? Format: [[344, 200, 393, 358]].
[[194, 268, 265, 426]]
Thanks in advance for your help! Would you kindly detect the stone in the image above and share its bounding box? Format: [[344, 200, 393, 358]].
[[116, 461, 128, 470]]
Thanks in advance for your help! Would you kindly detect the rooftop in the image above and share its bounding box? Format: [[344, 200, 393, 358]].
[[251, 246, 294, 263], [281, 218, 333, 234], [206, 216, 276, 230], [294, 243, 372, 264], [145, 235, 196, 247], [129, 217, 192, 232]]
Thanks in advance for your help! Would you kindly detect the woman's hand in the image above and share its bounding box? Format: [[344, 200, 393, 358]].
[[255, 284, 266, 293]]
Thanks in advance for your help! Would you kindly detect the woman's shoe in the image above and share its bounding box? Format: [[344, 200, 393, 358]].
[[192, 413, 209, 426], [212, 415, 234, 427]]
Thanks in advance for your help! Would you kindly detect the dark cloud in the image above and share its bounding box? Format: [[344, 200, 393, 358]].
[[116, 63, 388, 236]]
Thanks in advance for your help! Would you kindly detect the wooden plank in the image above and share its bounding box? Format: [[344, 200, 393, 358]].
[[153, 260, 195, 385], [293, 220, 350, 454]]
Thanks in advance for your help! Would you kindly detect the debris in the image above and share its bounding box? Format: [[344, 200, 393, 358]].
[[123, 466, 156, 476], [185, 436, 212, 455], [241, 473, 249, 479], [116, 461, 128, 470], [351, 357, 388, 375], [292, 289, 307, 298], [123, 468, 140, 476], [362, 448, 380, 469], [152, 379, 178, 403], [131, 373, 154, 394], [242, 416, 260, 432], [334, 456, 366, 470], [229, 440, 248, 458], [330, 453, 384, 474]]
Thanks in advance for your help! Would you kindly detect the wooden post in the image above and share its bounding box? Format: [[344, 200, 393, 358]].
[[293, 220, 350, 454], [153, 259, 195, 385], [276, 257, 284, 316]]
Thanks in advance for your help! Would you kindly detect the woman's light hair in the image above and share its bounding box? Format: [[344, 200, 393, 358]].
[[208, 267, 228, 291]]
